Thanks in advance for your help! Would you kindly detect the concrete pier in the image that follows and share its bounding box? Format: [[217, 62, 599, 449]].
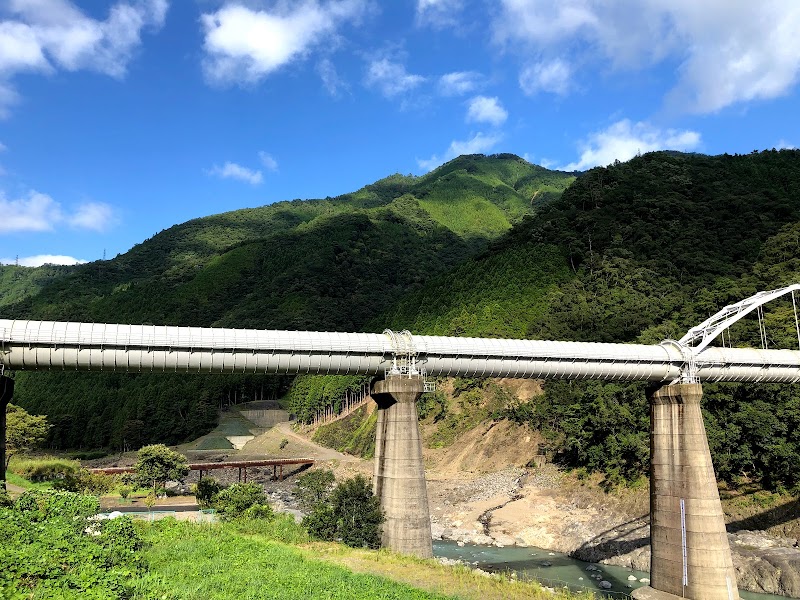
[[0, 375, 13, 489], [634, 383, 739, 600], [371, 375, 432, 558]]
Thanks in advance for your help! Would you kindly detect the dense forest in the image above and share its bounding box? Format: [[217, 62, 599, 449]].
[[3, 150, 800, 492]]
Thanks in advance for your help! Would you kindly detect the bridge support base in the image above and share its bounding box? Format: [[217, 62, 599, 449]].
[[372, 375, 432, 558], [633, 383, 739, 600], [1, 375, 13, 490]]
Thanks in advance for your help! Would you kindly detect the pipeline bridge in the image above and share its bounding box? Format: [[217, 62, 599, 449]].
[[3, 283, 800, 600]]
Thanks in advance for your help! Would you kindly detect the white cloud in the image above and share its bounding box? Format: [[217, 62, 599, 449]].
[[438, 71, 483, 96], [258, 151, 279, 172], [776, 139, 795, 150], [0, 254, 87, 267], [466, 96, 508, 126], [68, 202, 117, 232], [416, 0, 464, 28], [207, 161, 263, 185], [201, 1, 367, 85], [417, 131, 503, 172], [364, 58, 425, 98], [0, 0, 168, 115], [0, 189, 119, 233], [316, 57, 348, 96], [493, 0, 800, 113], [0, 190, 61, 232], [519, 58, 571, 96], [560, 119, 701, 171]]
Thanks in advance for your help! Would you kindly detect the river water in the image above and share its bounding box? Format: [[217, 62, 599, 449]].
[[433, 540, 780, 600]]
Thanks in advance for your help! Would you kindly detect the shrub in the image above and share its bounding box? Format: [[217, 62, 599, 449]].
[[12, 457, 80, 482], [0, 498, 142, 598], [242, 503, 274, 520], [193, 477, 222, 508], [69, 449, 108, 460], [303, 474, 384, 549], [118, 485, 132, 499], [102, 516, 141, 554], [213, 482, 272, 521], [295, 468, 335, 512], [279, 437, 289, 449], [0, 489, 12, 508], [303, 505, 337, 540], [15, 489, 99, 523], [53, 468, 115, 494]]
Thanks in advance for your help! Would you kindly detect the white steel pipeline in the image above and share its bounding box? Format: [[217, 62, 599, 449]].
[[2, 319, 800, 383]]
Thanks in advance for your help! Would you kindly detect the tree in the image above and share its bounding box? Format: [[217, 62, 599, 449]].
[[213, 482, 273, 521], [295, 468, 335, 512], [303, 474, 384, 549], [5, 404, 50, 468], [133, 444, 189, 494]]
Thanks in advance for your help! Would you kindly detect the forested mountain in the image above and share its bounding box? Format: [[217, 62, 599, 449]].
[[0, 154, 574, 449], [385, 149, 800, 491], [4, 149, 800, 493]]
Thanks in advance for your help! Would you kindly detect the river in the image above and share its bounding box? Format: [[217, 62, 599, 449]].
[[433, 540, 782, 600]]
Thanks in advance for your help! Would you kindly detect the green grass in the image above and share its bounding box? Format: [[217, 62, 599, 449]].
[[194, 436, 235, 450], [5, 471, 53, 491], [135, 518, 453, 599], [9, 456, 80, 481], [214, 418, 257, 436], [417, 193, 511, 238]]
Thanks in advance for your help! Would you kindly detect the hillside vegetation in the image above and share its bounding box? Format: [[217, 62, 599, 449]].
[[391, 149, 800, 491], [1, 154, 573, 450], [4, 150, 800, 493], [302, 149, 800, 493]]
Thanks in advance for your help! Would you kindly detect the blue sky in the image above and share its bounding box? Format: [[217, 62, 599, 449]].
[[0, 0, 798, 266]]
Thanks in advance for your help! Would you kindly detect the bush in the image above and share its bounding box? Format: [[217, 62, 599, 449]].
[[12, 457, 80, 482], [53, 468, 115, 494], [102, 516, 141, 554], [302, 474, 384, 549], [15, 489, 99, 523], [0, 489, 12, 508], [295, 468, 335, 512], [303, 505, 337, 540], [0, 498, 142, 598], [213, 482, 272, 521], [242, 503, 274, 520], [193, 477, 222, 508], [118, 485, 132, 499]]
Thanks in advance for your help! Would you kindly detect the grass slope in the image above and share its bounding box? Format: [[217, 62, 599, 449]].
[[137, 518, 576, 600]]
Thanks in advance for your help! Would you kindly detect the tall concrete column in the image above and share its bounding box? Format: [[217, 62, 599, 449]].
[[0, 375, 13, 490], [633, 383, 739, 600], [371, 375, 432, 558]]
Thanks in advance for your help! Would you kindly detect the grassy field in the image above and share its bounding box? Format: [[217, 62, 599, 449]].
[[135, 517, 585, 600]]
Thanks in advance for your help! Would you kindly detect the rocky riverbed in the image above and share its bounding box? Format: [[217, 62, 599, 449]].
[[425, 466, 800, 598]]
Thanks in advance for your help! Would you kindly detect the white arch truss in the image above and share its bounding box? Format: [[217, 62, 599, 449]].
[[670, 283, 800, 382]]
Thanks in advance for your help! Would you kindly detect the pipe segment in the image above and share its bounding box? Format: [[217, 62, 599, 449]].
[[2, 319, 800, 382]]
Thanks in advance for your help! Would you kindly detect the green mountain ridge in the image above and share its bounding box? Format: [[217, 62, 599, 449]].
[[1, 153, 573, 328]]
